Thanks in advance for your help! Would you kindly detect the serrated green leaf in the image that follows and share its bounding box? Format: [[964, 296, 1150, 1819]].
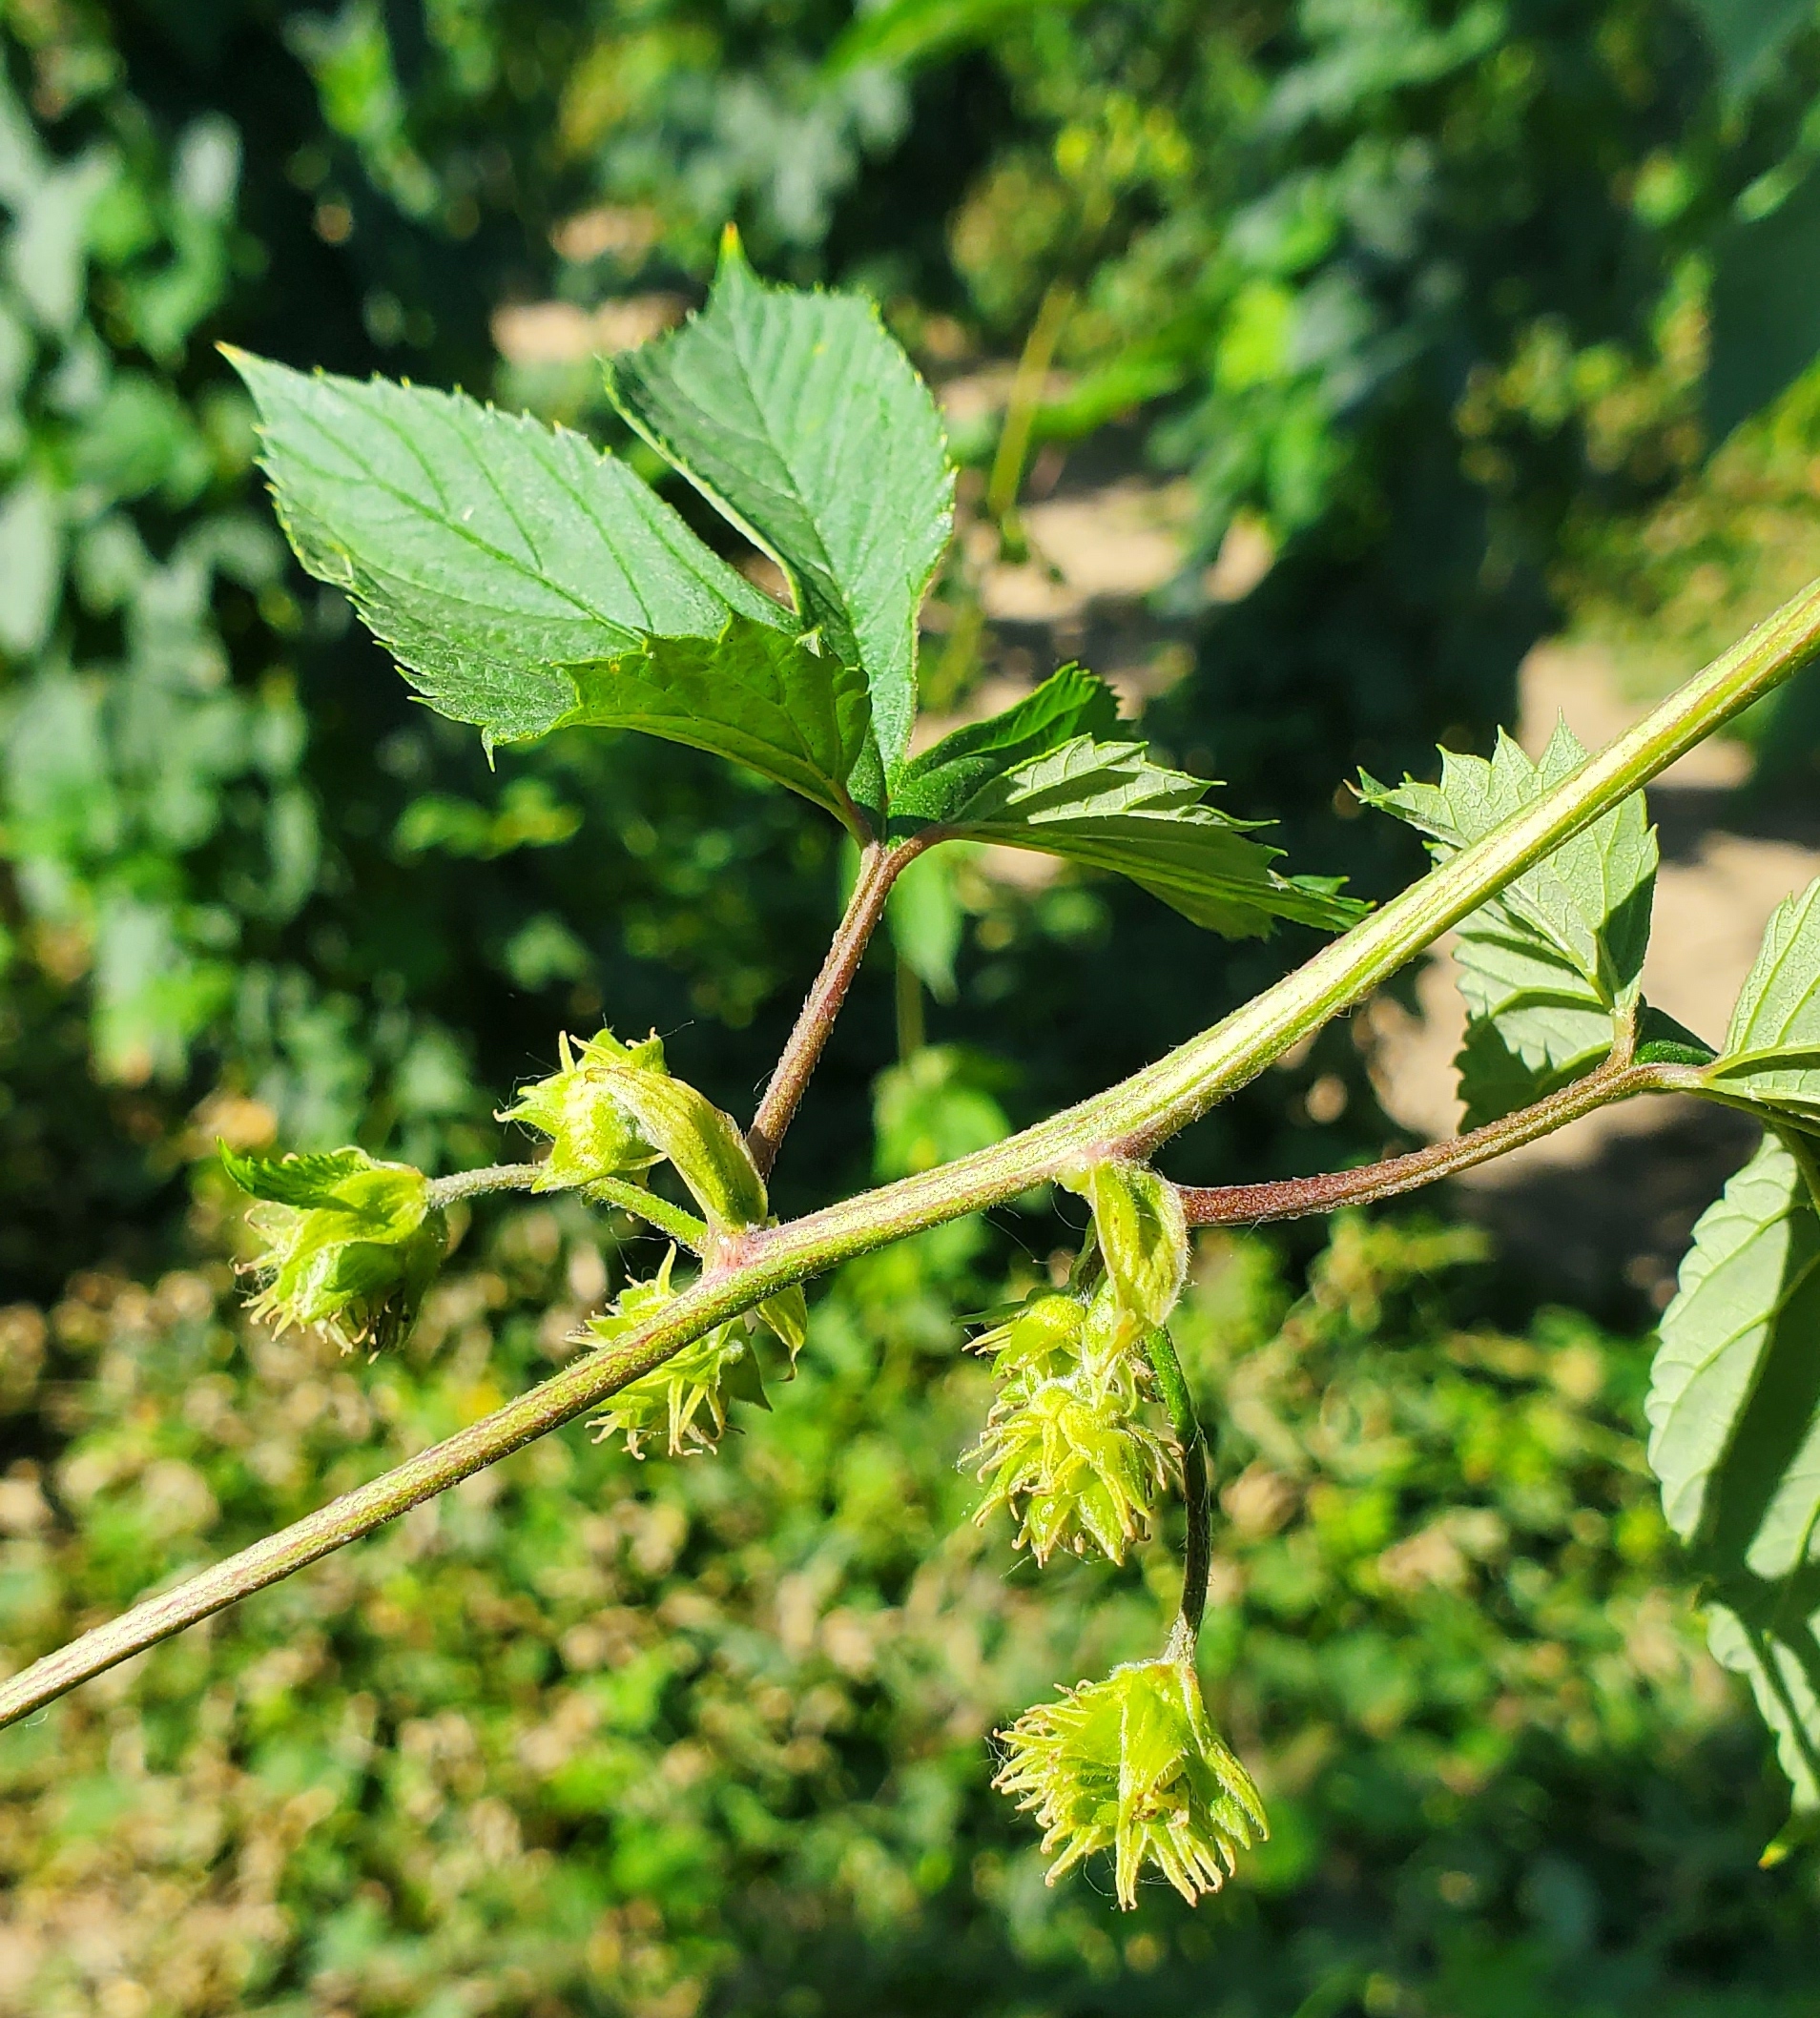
[[919, 730, 1364, 937], [606, 232, 953, 775], [1646, 1131, 1820, 1809], [1703, 881, 1820, 1124], [567, 614, 874, 834], [1361, 724, 1657, 1126], [226, 349, 791, 748], [889, 664, 1120, 826]]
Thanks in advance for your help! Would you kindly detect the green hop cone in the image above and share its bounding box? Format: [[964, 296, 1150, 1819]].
[[995, 1650, 1268, 1909], [498, 1028, 666, 1192], [224, 1145, 445, 1354], [968, 1342, 1170, 1565], [582, 1247, 769, 1458]]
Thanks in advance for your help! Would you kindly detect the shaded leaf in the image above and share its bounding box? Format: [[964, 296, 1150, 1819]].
[[607, 232, 953, 773], [227, 349, 790, 747], [1685, 0, 1814, 103], [1708, 161, 1820, 442], [826, 0, 1086, 75], [567, 615, 874, 834], [1647, 1131, 1820, 1809], [1361, 724, 1657, 1126]]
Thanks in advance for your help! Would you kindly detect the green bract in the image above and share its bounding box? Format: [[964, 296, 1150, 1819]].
[[502, 1026, 766, 1230], [1063, 1159, 1189, 1336], [222, 1145, 445, 1354], [968, 1279, 1171, 1565], [994, 1653, 1268, 1909]]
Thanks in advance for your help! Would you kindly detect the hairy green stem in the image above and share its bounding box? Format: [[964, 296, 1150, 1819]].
[[4, 576, 1819, 1732], [424, 1163, 541, 1207], [427, 1163, 708, 1250], [1145, 1328, 1210, 1642], [582, 1177, 708, 1251]]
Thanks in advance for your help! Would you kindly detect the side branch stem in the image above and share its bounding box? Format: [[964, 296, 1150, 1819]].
[[4, 575, 1819, 1732], [1177, 1060, 1689, 1226], [1146, 1328, 1210, 1642], [747, 838, 917, 1177]]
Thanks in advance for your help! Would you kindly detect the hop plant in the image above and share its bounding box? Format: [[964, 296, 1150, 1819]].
[[225, 1147, 446, 1354], [498, 1028, 666, 1192], [969, 1292, 1172, 1564], [582, 1249, 769, 1458], [994, 1648, 1269, 1909]]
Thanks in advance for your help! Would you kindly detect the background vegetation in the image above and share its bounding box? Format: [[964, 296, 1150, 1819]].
[[4, 1, 1820, 2010]]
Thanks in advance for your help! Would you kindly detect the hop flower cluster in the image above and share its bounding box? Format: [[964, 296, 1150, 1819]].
[[994, 1650, 1268, 1909], [501, 1025, 769, 1231], [497, 1028, 665, 1193], [967, 1286, 1172, 1564], [582, 1249, 770, 1459], [227, 1146, 445, 1354]]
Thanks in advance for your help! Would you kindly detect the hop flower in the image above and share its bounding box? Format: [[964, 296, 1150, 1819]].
[[969, 1288, 1088, 1379], [582, 1248, 769, 1458], [968, 1343, 1171, 1565], [226, 1145, 445, 1353], [502, 1026, 769, 1230], [994, 1651, 1268, 1908], [498, 1029, 665, 1192]]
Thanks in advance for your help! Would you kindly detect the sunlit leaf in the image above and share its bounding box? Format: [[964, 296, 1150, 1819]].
[[607, 231, 953, 774]]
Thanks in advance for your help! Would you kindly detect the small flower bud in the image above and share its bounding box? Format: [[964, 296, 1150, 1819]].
[[994, 1655, 1268, 1909], [582, 1248, 769, 1458], [224, 1145, 445, 1354]]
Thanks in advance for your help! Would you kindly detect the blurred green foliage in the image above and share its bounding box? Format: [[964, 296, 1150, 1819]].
[[0, 1208, 1812, 2015], [6, 0, 1820, 2006]]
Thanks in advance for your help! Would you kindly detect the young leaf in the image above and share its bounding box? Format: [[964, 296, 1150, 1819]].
[[566, 615, 874, 834], [1646, 1132, 1820, 1809], [226, 350, 795, 747], [889, 664, 1121, 826], [1702, 880, 1820, 1125], [606, 231, 954, 775], [1360, 724, 1658, 1126], [915, 730, 1364, 937]]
